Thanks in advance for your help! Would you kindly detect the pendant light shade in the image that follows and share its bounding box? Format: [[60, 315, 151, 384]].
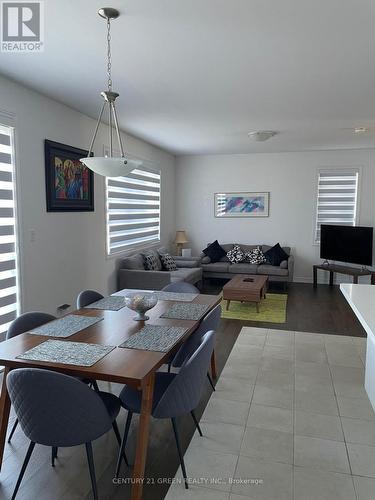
[[81, 8, 141, 177]]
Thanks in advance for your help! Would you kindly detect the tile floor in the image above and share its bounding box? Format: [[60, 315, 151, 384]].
[[165, 327, 375, 500]]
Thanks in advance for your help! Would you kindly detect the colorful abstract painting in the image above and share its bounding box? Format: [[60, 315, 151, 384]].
[[215, 192, 269, 217], [44, 140, 94, 212]]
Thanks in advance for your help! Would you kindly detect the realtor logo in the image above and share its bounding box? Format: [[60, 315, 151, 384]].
[[1, 1, 44, 52]]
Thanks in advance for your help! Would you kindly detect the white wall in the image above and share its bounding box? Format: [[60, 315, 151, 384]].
[[176, 151, 375, 282], [0, 75, 176, 314]]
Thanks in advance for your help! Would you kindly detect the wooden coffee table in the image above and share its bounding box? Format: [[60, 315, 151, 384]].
[[223, 274, 268, 313]]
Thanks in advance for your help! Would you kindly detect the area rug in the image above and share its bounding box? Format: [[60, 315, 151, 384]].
[[220, 293, 288, 323]]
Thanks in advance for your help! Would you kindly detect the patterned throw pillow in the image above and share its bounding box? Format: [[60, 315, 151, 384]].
[[226, 244, 245, 264], [143, 253, 160, 271], [160, 253, 178, 271], [245, 246, 267, 264]]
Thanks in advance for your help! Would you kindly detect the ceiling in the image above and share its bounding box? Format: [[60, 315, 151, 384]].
[[2, 0, 375, 155]]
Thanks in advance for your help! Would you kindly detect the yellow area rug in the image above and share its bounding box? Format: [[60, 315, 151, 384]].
[[220, 293, 288, 323]]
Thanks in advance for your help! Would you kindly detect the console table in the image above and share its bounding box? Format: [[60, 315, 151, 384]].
[[313, 263, 375, 287]]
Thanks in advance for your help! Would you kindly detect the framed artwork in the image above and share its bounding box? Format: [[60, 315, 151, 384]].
[[214, 192, 270, 217], [44, 140, 94, 212]]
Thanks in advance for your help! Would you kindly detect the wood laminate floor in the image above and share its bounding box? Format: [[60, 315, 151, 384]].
[[0, 283, 366, 500]]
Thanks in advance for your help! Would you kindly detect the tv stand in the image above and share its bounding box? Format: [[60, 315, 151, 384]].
[[313, 263, 375, 287]]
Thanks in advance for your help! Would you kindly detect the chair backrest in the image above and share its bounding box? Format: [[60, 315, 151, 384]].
[[6, 312, 56, 340], [7, 368, 113, 447], [172, 304, 221, 368], [153, 330, 215, 418], [77, 290, 104, 308], [162, 282, 199, 293]]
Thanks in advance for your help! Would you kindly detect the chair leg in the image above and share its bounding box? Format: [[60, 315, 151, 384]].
[[11, 441, 35, 500], [91, 380, 100, 393], [85, 442, 98, 500], [171, 418, 188, 489], [207, 372, 215, 391], [167, 362, 172, 373], [115, 411, 133, 478], [112, 420, 129, 466], [8, 418, 18, 443], [190, 410, 203, 437], [51, 446, 58, 467]]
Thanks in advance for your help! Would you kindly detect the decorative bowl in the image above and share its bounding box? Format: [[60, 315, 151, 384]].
[[124, 292, 158, 321]]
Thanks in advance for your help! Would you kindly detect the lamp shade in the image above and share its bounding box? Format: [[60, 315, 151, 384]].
[[174, 231, 188, 244], [80, 157, 142, 177]]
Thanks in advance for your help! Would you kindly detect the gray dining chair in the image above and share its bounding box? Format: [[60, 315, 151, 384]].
[[161, 282, 199, 294], [115, 330, 215, 488], [6, 312, 56, 444], [77, 290, 104, 309], [171, 304, 221, 391], [6, 368, 127, 500]]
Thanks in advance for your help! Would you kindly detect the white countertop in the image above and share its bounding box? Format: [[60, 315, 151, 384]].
[[340, 283, 375, 339]]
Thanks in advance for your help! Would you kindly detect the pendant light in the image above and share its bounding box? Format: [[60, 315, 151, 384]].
[[80, 7, 142, 177]]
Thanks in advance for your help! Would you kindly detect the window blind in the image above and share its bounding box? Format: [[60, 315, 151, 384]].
[[314, 169, 359, 243], [0, 124, 19, 338], [106, 167, 161, 255]]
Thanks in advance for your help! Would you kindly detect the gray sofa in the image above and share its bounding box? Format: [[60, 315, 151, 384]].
[[200, 244, 294, 284], [118, 249, 202, 291]]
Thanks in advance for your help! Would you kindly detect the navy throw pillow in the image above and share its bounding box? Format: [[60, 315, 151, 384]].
[[203, 240, 227, 263], [264, 243, 289, 266]]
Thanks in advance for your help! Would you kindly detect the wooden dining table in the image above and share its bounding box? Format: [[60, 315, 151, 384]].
[[0, 289, 221, 500]]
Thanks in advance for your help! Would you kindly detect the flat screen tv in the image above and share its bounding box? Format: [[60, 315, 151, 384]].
[[320, 225, 373, 266]]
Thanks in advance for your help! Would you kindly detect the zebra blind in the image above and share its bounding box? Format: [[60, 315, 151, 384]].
[[0, 124, 19, 337], [314, 169, 359, 243], [106, 167, 161, 255]]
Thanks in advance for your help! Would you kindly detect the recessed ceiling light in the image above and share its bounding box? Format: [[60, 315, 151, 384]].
[[248, 130, 278, 142], [354, 127, 369, 133]]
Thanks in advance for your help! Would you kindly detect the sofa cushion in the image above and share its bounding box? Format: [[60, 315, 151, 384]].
[[201, 262, 230, 273], [121, 254, 145, 270], [226, 244, 245, 263], [203, 240, 227, 263], [263, 243, 290, 266], [245, 246, 267, 264], [160, 253, 177, 271], [219, 243, 234, 262], [201, 255, 211, 264], [262, 244, 291, 256], [230, 263, 258, 274], [142, 249, 162, 271], [257, 264, 289, 277], [280, 260, 288, 269], [240, 244, 258, 253], [170, 267, 202, 284]]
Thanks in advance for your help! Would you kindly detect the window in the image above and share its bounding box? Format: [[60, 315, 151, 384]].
[[0, 124, 19, 338], [314, 168, 359, 243], [106, 167, 161, 255]]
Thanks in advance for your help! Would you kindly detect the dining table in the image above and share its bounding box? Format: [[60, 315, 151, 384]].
[[0, 288, 221, 500]]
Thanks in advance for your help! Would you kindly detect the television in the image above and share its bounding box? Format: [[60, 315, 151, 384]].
[[320, 225, 373, 266]]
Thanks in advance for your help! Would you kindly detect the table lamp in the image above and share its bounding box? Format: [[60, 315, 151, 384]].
[[174, 230, 188, 256]]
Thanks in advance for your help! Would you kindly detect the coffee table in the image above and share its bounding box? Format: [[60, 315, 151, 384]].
[[222, 274, 268, 313]]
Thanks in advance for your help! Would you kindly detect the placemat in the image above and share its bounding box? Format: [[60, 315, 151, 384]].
[[17, 340, 115, 367], [119, 325, 188, 352], [84, 296, 126, 311], [29, 314, 103, 338], [160, 303, 209, 320], [154, 291, 198, 302]]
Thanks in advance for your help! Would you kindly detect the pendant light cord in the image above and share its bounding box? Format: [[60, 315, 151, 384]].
[[107, 18, 112, 91]]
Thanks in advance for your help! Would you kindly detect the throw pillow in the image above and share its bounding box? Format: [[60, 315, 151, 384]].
[[264, 243, 289, 267], [143, 253, 160, 271], [202, 240, 227, 263], [226, 244, 245, 264], [245, 246, 267, 264], [160, 253, 178, 271]]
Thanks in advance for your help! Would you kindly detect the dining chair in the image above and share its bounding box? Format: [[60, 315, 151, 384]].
[[161, 282, 200, 293], [115, 330, 215, 488], [6, 312, 56, 444], [76, 290, 104, 309], [171, 304, 221, 391], [6, 368, 127, 500]]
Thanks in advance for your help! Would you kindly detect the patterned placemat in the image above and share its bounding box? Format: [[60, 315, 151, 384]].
[[17, 340, 115, 367], [29, 314, 103, 338], [154, 291, 198, 302], [119, 325, 188, 352], [84, 296, 126, 311], [160, 303, 209, 320]]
